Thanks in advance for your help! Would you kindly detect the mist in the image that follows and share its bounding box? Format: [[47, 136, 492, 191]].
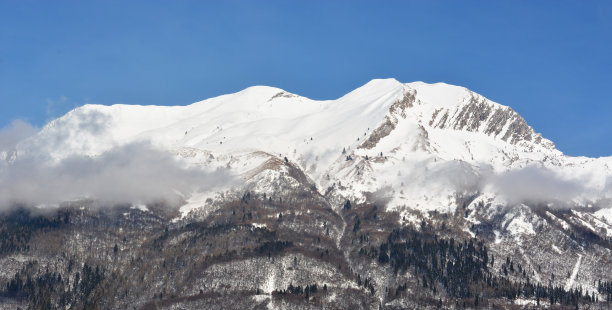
[[391, 157, 610, 209], [0, 121, 233, 209], [1, 116, 609, 211], [486, 165, 592, 207], [0, 120, 39, 151]]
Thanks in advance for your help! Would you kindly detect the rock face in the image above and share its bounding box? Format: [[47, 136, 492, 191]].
[[361, 90, 417, 150], [429, 93, 553, 148], [1, 79, 612, 309], [411, 82, 556, 154]]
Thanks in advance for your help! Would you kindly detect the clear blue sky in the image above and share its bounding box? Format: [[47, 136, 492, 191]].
[[1, 1, 611, 157]]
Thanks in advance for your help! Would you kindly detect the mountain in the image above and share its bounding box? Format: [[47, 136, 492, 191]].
[[1, 79, 612, 309], [13, 78, 612, 211]]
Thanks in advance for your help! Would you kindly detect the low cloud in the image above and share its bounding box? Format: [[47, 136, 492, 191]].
[[604, 176, 612, 197], [412, 159, 610, 207], [487, 165, 590, 206], [1, 115, 609, 211], [393, 159, 485, 194], [393, 158, 609, 209], [426, 160, 485, 192], [0, 130, 233, 209], [0, 120, 39, 151]]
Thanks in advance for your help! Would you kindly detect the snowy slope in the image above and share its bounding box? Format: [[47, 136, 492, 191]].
[[9, 78, 612, 213]]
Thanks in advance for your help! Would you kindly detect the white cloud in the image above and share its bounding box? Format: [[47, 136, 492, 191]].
[[0, 140, 233, 209], [0, 120, 39, 152], [487, 165, 588, 206]]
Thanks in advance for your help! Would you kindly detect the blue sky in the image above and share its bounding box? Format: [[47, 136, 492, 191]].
[[0, 1, 611, 157]]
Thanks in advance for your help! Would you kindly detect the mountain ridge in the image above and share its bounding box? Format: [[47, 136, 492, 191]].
[[18, 79, 562, 157], [7, 79, 612, 212]]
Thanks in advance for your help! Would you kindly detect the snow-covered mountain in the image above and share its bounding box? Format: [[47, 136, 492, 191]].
[[10, 78, 612, 215], [3, 78, 612, 309]]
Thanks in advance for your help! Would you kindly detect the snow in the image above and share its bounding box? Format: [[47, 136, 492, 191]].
[[8, 78, 612, 217], [262, 266, 277, 294], [406, 81, 470, 109], [503, 207, 536, 236], [595, 207, 612, 224], [565, 254, 582, 291], [252, 294, 269, 302], [571, 210, 599, 233], [493, 230, 502, 244], [399, 210, 422, 227], [513, 298, 537, 306], [130, 203, 149, 212], [252, 223, 267, 229], [573, 210, 612, 237], [177, 191, 221, 219], [546, 211, 571, 231]]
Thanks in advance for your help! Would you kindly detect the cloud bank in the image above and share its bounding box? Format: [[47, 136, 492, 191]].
[[0, 120, 39, 151], [487, 165, 593, 206], [392, 157, 610, 209], [1, 114, 609, 211], [0, 121, 233, 209]]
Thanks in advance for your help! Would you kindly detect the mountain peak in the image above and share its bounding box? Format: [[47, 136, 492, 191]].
[[354, 78, 403, 92], [338, 78, 405, 104], [405, 81, 472, 108], [361, 78, 402, 87], [238, 85, 287, 96]]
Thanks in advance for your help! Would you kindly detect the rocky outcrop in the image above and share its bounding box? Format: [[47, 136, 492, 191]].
[[360, 91, 416, 149], [430, 94, 554, 149]]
